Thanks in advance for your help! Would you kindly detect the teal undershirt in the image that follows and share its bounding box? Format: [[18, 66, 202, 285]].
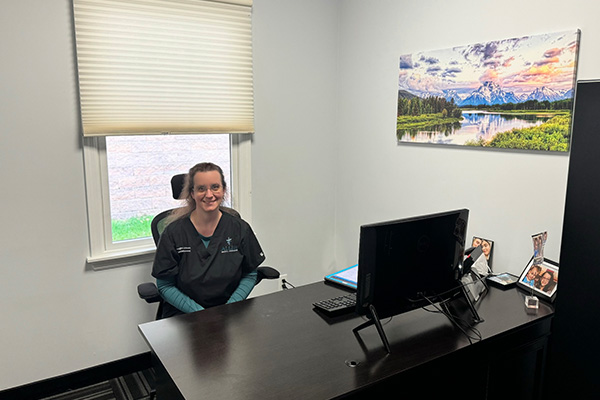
[[156, 234, 258, 313], [199, 234, 211, 249]]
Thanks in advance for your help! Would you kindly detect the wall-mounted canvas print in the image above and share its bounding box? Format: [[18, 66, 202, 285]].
[[397, 30, 580, 152]]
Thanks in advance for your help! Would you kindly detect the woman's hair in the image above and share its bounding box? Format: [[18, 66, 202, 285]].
[[529, 264, 542, 274], [167, 162, 227, 223]]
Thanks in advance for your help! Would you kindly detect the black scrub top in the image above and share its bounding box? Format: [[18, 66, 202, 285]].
[[152, 211, 266, 309]]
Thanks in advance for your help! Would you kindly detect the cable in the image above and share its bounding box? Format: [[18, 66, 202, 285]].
[[423, 296, 482, 344], [419, 291, 483, 344]]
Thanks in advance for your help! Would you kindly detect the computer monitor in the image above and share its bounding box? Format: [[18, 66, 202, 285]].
[[356, 209, 469, 320]]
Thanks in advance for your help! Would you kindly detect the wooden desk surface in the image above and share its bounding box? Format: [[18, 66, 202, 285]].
[[138, 282, 553, 400]]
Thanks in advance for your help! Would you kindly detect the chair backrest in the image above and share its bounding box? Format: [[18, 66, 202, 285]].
[[150, 209, 173, 246], [170, 173, 185, 199]]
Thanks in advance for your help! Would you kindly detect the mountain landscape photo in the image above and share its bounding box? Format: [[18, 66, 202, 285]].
[[397, 29, 580, 152]]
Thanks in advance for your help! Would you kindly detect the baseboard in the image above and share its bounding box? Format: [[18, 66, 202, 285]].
[[0, 352, 152, 400]]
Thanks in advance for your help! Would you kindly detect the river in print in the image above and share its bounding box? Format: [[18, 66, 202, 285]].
[[398, 111, 551, 146]]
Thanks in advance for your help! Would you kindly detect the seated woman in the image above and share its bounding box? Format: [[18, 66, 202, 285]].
[[152, 162, 266, 318]]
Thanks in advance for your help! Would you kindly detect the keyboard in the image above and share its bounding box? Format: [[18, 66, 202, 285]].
[[313, 292, 356, 316]]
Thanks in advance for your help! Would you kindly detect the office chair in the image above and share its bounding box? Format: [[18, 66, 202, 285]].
[[137, 174, 280, 320]]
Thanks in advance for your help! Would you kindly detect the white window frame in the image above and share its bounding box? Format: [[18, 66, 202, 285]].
[[83, 134, 253, 270]]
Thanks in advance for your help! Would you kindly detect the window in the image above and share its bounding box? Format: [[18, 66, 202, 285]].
[[84, 134, 252, 268], [106, 134, 232, 242], [72, 0, 255, 268]]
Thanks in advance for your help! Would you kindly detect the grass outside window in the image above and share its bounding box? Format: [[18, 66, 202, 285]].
[[112, 215, 153, 242]]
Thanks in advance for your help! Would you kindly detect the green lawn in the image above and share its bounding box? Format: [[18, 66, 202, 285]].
[[112, 215, 153, 242]]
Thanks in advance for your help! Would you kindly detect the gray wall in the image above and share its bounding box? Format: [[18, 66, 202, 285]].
[[1, 0, 599, 391]]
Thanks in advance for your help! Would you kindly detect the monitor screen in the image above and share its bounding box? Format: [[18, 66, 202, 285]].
[[356, 209, 469, 319]]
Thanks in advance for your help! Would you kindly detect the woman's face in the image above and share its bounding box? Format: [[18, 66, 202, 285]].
[[191, 170, 225, 213], [540, 272, 552, 287], [472, 238, 482, 247], [481, 240, 491, 257]]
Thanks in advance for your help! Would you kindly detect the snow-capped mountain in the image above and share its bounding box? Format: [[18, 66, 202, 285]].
[[563, 88, 574, 99], [515, 93, 529, 103], [400, 82, 574, 105], [459, 81, 519, 106], [442, 89, 463, 104], [526, 86, 566, 102]]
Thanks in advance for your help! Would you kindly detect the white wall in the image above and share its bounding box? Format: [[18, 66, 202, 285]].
[[251, 0, 340, 286], [334, 0, 600, 277], [2, 0, 600, 392]]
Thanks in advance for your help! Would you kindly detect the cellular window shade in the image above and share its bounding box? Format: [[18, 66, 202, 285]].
[[72, 0, 254, 136]]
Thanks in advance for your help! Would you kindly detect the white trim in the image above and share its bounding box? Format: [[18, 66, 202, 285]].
[[231, 133, 253, 222], [87, 248, 155, 270]]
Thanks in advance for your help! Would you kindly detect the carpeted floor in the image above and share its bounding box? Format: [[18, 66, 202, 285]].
[[39, 369, 154, 400]]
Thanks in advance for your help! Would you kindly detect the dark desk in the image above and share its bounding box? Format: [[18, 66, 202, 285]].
[[138, 282, 553, 400]]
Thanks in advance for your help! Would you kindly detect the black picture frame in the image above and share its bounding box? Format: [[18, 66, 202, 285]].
[[487, 272, 519, 289], [517, 256, 559, 302]]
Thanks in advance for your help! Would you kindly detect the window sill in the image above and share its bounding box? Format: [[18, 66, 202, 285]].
[[87, 247, 155, 270]]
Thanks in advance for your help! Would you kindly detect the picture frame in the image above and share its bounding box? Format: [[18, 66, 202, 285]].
[[531, 231, 547, 264], [487, 272, 519, 289], [517, 257, 559, 302], [472, 236, 494, 271]]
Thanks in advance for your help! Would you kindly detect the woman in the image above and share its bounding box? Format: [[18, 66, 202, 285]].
[[152, 162, 266, 318], [535, 270, 557, 294], [480, 239, 492, 261]]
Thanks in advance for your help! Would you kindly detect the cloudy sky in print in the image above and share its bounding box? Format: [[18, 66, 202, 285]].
[[398, 30, 580, 97]]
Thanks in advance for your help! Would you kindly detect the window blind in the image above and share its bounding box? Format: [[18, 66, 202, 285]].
[[72, 0, 254, 136]]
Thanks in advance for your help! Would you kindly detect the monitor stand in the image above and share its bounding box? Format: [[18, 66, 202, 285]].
[[352, 304, 392, 354], [353, 288, 484, 355], [462, 286, 484, 323], [461, 272, 488, 324]]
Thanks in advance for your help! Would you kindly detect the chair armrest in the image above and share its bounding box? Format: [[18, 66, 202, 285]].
[[137, 282, 161, 304], [257, 266, 280, 280]]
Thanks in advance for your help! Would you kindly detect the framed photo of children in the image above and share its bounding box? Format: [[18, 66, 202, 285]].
[[517, 257, 559, 302]]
